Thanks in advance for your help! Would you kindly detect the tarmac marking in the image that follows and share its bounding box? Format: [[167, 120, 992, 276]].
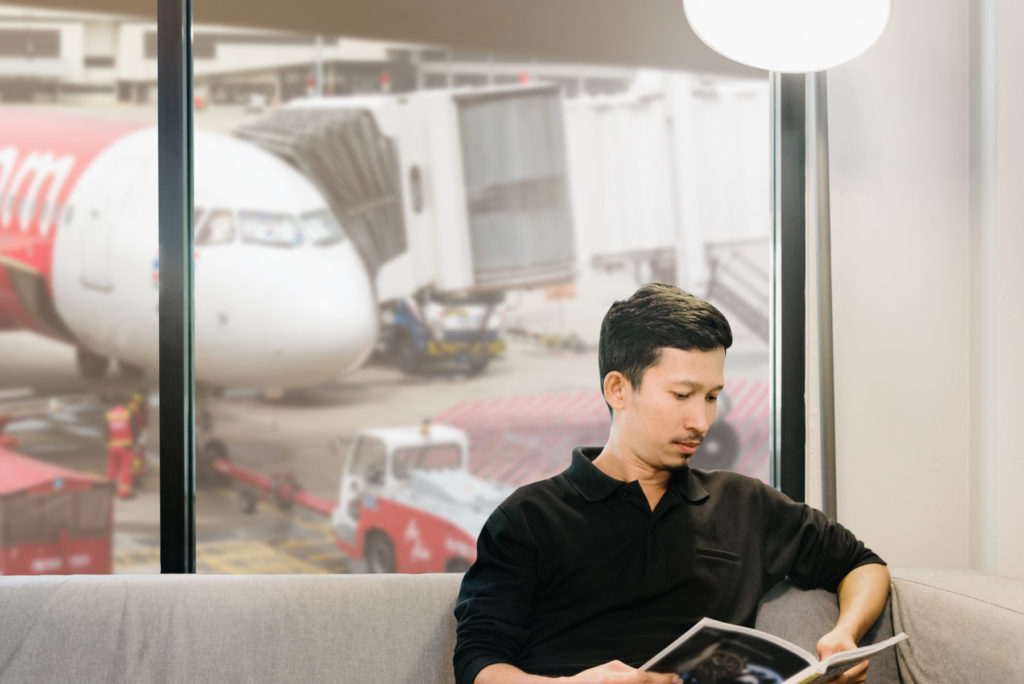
[[115, 539, 330, 574], [275, 537, 334, 550], [256, 501, 334, 535]]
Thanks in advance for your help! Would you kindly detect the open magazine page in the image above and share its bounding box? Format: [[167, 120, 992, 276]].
[[787, 633, 909, 684], [641, 618, 817, 683]]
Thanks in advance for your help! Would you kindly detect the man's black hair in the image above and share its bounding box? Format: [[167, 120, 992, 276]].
[[598, 283, 732, 406]]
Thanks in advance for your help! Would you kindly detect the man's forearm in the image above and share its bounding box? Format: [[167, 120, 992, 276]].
[[833, 563, 892, 642], [475, 663, 551, 684]]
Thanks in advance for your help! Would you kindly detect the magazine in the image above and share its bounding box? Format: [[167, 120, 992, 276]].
[[640, 617, 908, 684]]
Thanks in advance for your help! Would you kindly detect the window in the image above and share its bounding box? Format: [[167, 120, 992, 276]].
[[238, 210, 301, 247], [393, 444, 463, 479], [298, 209, 344, 246], [196, 208, 235, 246]]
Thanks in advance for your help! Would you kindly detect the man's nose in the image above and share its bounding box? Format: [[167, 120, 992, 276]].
[[684, 404, 711, 434]]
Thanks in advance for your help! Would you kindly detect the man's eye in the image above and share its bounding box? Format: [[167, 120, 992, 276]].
[[674, 393, 690, 400], [707, 395, 719, 403]]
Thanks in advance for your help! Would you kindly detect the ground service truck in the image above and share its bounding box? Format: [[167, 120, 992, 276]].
[[213, 421, 510, 573], [236, 84, 577, 374]]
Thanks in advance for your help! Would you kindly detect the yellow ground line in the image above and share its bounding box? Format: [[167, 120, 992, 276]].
[[306, 552, 343, 562], [275, 537, 334, 550], [258, 505, 334, 535], [116, 538, 333, 574]]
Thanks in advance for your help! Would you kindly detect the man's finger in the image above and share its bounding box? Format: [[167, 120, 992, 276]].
[[836, 659, 869, 684], [632, 673, 680, 684]]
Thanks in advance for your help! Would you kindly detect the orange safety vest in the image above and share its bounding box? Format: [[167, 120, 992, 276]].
[[106, 405, 133, 448]]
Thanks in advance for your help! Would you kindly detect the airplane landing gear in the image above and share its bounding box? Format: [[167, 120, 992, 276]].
[[76, 345, 110, 379], [195, 394, 230, 487]]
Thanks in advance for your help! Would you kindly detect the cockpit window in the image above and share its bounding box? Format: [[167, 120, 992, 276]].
[[299, 209, 345, 247], [196, 209, 235, 246], [239, 210, 301, 248]]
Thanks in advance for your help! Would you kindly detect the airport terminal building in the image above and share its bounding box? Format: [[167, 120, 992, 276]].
[[0, 4, 635, 105]]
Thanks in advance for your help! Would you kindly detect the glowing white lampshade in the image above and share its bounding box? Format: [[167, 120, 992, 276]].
[[682, 0, 891, 73]]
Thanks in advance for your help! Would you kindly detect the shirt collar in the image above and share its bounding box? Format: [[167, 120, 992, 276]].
[[567, 446, 709, 504]]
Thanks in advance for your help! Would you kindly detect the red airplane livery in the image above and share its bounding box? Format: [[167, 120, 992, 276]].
[[0, 109, 377, 389]]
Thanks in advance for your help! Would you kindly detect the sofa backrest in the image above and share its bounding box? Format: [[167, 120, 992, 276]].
[[0, 573, 463, 683], [4, 568, 1018, 683], [755, 579, 898, 684]]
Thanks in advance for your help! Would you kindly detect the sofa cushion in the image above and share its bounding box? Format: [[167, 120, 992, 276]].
[[891, 567, 1024, 684], [755, 579, 898, 684]]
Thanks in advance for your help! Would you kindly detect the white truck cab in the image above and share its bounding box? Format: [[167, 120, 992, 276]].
[[331, 422, 510, 573]]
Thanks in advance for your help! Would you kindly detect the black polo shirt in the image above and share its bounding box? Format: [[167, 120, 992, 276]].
[[453, 447, 885, 684]]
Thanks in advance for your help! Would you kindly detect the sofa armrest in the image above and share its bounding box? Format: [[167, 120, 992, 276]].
[[891, 567, 1024, 684]]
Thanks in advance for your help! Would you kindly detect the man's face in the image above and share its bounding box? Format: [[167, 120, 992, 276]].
[[616, 346, 726, 470]]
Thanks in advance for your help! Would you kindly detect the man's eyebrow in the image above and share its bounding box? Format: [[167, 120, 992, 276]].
[[671, 380, 726, 392]]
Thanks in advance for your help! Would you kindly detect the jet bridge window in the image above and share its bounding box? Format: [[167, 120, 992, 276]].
[[299, 209, 344, 247], [195, 208, 235, 246], [239, 210, 301, 248]]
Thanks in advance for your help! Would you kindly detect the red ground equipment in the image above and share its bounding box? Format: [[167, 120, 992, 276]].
[[0, 447, 114, 575]]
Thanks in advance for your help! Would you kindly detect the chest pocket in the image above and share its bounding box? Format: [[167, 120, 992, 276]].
[[696, 547, 741, 563]]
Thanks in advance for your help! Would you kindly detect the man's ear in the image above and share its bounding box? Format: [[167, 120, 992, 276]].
[[603, 371, 629, 413]]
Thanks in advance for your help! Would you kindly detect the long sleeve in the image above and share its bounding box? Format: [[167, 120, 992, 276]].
[[760, 485, 886, 592], [453, 506, 540, 684]]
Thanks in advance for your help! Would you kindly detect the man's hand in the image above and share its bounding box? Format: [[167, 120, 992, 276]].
[[816, 630, 868, 684], [560, 661, 681, 684], [475, 661, 680, 684], [814, 563, 890, 684]]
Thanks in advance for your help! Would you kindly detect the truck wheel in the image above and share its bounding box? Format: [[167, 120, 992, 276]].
[[76, 345, 109, 379], [691, 420, 740, 471], [238, 488, 258, 514], [364, 531, 396, 573], [445, 558, 471, 573]]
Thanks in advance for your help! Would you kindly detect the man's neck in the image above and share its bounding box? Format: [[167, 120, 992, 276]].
[[592, 439, 672, 511]]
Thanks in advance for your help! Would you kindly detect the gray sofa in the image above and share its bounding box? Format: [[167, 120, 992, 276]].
[[0, 568, 1021, 683]]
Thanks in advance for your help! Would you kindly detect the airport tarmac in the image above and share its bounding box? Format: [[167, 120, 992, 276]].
[[1, 272, 770, 575]]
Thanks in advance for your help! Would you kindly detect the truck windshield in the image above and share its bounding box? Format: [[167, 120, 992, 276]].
[[392, 444, 462, 479]]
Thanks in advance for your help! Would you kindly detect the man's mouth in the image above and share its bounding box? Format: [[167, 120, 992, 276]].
[[674, 440, 702, 455]]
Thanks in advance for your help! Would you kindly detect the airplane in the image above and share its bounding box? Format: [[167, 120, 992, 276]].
[[0, 109, 379, 391]]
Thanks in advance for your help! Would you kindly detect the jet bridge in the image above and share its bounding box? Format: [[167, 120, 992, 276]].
[[235, 107, 405, 279]]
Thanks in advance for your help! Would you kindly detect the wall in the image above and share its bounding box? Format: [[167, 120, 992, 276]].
[[826, 0, 1024, 577], [826, 0, 973, 570], [987, 0, 1024, 576]]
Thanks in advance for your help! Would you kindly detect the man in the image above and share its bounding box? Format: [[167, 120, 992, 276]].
[[105, 399, 135, 499], [454, 284, 890, 684], [128, 391, 149, 482]]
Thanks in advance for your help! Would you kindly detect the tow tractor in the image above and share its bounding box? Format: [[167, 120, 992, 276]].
[[209, 421, 510, 573]]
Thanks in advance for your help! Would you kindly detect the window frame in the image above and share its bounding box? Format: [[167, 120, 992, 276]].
[[154, 4, 811, 573]]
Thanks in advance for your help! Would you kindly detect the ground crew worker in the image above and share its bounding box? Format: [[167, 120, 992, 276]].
[[128, 391, 148, 481], [106, 402, 134, 499]]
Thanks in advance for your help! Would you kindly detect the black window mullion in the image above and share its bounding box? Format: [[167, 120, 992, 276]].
[[158, 0, 196, 573], [770, 72, 806, 503]]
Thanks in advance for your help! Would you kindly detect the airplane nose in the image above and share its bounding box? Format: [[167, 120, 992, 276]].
[[263, 244, 378, 383], [196, 241, 378, 389]]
